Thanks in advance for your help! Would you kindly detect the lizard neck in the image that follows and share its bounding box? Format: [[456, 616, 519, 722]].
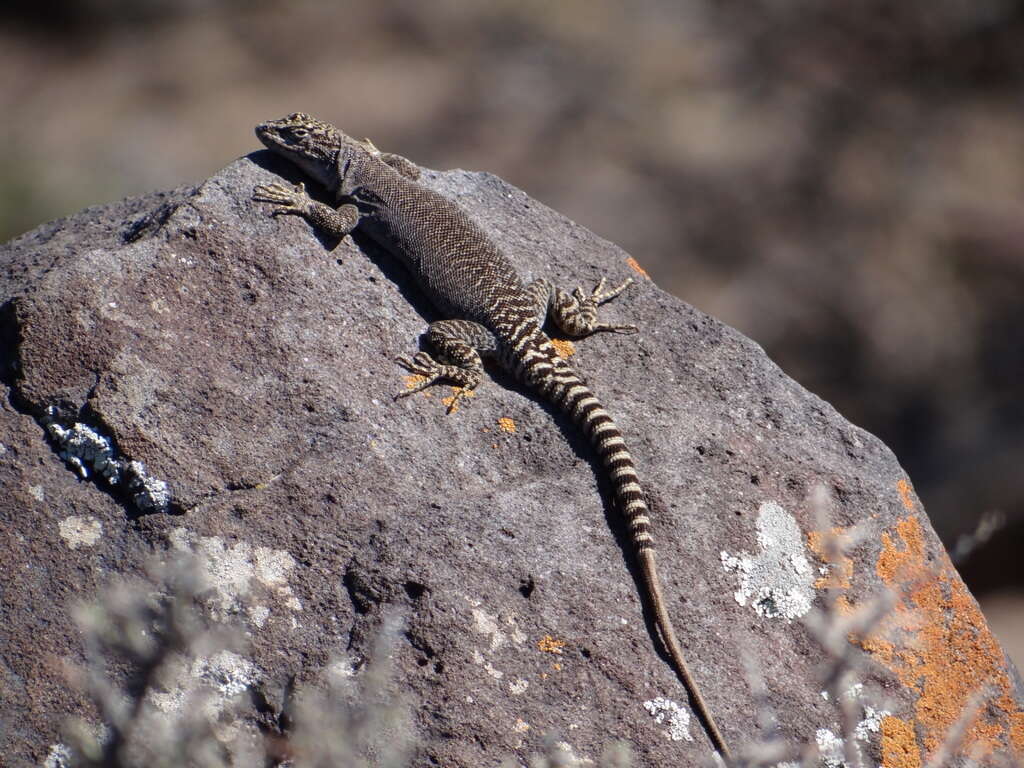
[[336, 150, 394, 199]]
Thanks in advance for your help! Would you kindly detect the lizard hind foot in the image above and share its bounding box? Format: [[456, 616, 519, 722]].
[[394, 352, 441, 397], [553, 275, 639, 336], [394, 352, 481, 410], [587, 276, 633, 305], [583, 276, 638, 334]]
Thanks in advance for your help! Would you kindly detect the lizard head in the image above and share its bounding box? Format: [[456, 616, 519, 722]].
[[256, 113, 360, 193]]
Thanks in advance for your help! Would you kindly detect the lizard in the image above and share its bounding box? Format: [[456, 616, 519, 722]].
[[251, 113, 730, 759]]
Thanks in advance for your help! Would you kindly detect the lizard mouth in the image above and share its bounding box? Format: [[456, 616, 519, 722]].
[[254, 122, 279, 148]]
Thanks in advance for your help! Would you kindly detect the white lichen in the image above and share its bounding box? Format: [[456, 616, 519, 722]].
[[254, 546, 296, 586], [812, 706, 894, 768], [643, 697, 694, 742], [196, 650, 258, 700], [125, 459, 170, 513], [43, 743, 72, 768], [842, 681, 864, 701], [248, 605, 271, 628], [720, 501, 815, 620], [149, 651, 258, 724], [552, 741, 593, 766], [43, 410, 170, 513], [327, 657, 358, 681], [504, 614, 528, 645], [815, 728, 845, 768], [854, 705, 891, 741], [471, 607, 506, 651], [464, 595, 527, 681], [254, 546, 302, 610], [46, 420, 120, 482]]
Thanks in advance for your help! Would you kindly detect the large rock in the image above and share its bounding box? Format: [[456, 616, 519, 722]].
[[2, 151, 1021, 767]]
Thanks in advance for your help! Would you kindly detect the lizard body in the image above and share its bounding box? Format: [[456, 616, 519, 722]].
[[252, 113, 729, 759]]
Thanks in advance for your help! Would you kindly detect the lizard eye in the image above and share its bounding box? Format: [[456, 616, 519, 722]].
[[292, 128, 308, 139]]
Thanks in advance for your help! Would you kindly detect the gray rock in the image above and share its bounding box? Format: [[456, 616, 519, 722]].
[[2, 152, 1021, 766]]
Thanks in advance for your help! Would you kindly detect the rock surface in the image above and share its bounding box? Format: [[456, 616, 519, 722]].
[[2, 152, 1022, 767]]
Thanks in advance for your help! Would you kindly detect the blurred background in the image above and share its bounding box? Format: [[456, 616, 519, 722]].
[[2, 0, 1021, 662]]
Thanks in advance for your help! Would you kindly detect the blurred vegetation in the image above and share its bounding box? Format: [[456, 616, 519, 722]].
[[61, 555, 637, 767], [1, 0, 1021, 599], [59, 525, 1014, 765]]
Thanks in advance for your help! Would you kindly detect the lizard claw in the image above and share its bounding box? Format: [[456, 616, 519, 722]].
[[395, 352, 436, 376], [590, 276, 632, 305], [584, 276, 637, 333], [570, 276, 633, 311], [252, 182, 309, 216], [394, 353, 443, 399]]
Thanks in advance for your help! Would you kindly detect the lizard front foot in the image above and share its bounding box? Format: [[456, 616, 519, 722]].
[[252, 181, 312, 217]]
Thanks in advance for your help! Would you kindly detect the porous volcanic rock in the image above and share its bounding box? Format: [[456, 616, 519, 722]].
[[2, 152, 1021, 767]]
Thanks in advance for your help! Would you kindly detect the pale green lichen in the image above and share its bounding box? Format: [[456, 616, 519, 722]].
[[168, 527, 303, 623], [58, 515, 103, 549], [720, 500, 815, 621]]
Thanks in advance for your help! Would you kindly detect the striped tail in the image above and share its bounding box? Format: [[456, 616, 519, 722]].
[[511, 325, 730, 758]]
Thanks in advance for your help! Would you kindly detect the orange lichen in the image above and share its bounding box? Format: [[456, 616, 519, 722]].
[[1011, 712, 1024, 754], [626, 256, 649, 278], [441, 387, 474, 412], [403, 374, 429, 390], [876, 516, 926, 586], [881, 716, 922, 768], [497, 417, 516, 433], [807, 527, 853, 589], [833, 593, 855, 615], [538, 635, 566, 654], [821, 487, 1023, 763], [849, 514, 1024, 762], [897, 478, 915, 511], [550, 338, 576, 359]]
